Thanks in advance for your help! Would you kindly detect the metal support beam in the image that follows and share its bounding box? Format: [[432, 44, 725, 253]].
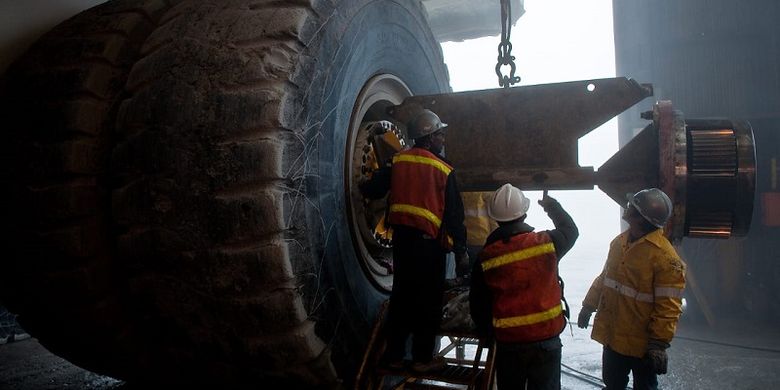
[[389, 77, 653, 191], [388, 78, 755, 240]]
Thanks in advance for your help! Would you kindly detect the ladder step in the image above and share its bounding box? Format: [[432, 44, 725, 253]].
[[354, 298, 496, 390], [377, 364, 483, 386], [403, 382, 461, 390], [437, 365, 483, 384]]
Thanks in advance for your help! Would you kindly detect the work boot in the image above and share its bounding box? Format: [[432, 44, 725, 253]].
[[379, 353, 406, 371], [385, 359, 406, 370], [411, 355, 447, 373]]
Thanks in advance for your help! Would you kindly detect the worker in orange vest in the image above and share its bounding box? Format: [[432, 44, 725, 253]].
[[578, 188, 686, 390], [470, 184, 578, 389], [360, 109, 468, 373]]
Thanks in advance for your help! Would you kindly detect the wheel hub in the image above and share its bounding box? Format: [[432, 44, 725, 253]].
[[345, 75, 413, 292]]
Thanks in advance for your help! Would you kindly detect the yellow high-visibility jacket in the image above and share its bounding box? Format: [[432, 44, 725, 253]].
[[582, 229, 686, 358], [461, 192, 497, 247]]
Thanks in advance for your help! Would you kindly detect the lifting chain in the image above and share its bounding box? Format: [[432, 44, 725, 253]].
[[495, 0, 521, 88]]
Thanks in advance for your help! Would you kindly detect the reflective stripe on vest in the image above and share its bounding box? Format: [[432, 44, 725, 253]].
[[389, 203, 441, 228], [388, 148, 451, 242], [603, 277, 653, 303], [602, 279, 684, 303], [393, 153, 452, 176], [481, 242, 556, 271], [655, 286, 684, 299], [494, 303, 563, 328], [465, 208, 489, 217]]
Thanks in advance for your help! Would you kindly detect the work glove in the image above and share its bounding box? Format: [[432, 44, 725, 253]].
[[537, 190, 558, 212], [455, 251, 470, 278], [577, 307, 594, 329], [644, 339, 670, 375]]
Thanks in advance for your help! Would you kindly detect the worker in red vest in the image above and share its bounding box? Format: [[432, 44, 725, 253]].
[[470, 184, 578, 389], [578, 188, 686, 390], [360, 109, 468, 373]]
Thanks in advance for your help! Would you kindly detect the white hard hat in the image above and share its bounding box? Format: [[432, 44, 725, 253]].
[[488, 184, 530, 222], [626, 188, 673, 228]]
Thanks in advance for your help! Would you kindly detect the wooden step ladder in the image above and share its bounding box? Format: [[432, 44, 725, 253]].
[[355, 300, 496, 390]]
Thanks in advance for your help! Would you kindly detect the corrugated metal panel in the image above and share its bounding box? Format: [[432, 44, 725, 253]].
[[612, 0, 780, 323]]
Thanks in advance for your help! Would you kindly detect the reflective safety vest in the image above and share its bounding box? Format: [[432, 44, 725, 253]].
[[480, 231, 564, 343], [388, 148, 452, 245]]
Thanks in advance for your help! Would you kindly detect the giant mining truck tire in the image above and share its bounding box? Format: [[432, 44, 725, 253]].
[[0, 0, 449, 387]]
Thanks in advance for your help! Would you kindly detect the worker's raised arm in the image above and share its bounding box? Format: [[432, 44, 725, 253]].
[[538, 193, 579, 259]]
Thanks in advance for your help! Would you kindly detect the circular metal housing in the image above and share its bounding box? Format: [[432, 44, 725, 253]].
[[657, 102, 756, 239], [345, 75, 413, 292]]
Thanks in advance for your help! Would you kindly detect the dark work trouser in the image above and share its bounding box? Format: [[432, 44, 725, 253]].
[[384, 227, 447, 363], [495, 337, 562, 390], [602, 346, 658, 390]]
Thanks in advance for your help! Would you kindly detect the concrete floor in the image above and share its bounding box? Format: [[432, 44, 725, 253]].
[[560, 319, 780, 389], [0, 337, 123, 389], [1, 319, 779, 389]]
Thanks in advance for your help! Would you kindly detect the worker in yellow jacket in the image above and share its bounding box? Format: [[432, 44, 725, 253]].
[[460, 191, 498, 273], [578, 188, 686, 390]]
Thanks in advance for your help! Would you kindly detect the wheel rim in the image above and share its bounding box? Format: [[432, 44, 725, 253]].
[[345, 74, 413, 292]]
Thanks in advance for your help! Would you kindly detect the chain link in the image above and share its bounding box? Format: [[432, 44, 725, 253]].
[[495, 0, 521, 88]]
